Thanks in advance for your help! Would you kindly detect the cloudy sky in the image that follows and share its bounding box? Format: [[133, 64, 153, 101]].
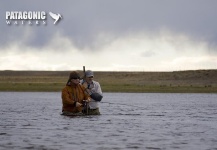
[[0, 0, 217, 71]]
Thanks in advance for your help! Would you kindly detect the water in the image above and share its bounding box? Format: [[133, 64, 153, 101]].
[[0, 92, 217, 150]]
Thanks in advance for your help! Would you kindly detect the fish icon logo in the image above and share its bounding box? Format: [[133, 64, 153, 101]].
[[49, 12, 62, 24]]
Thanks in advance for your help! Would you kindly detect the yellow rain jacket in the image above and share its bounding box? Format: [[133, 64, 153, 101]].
[[61, 84, 90, 113]]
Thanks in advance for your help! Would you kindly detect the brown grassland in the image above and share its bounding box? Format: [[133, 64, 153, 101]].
[[0, 70, 217, 93]]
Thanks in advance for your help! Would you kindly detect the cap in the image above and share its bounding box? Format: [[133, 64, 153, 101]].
[[85, 70, 94, 77]]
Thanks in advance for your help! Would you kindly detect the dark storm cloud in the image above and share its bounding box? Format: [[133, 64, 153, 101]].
[[1, 0, 217, 50]]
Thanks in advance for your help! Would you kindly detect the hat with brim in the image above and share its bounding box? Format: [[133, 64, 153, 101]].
[[85, 70, 94, 77], [69, 71, 80, 79]]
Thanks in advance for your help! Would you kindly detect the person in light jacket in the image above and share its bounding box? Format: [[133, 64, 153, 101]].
[[81, 70, 103, 115]]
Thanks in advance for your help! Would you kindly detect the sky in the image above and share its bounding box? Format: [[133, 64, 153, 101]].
[[0, 0, 217, 71]]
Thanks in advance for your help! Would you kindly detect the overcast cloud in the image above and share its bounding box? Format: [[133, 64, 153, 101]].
[[0, 0, 217, 71]]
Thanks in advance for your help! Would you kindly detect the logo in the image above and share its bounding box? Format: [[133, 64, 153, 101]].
[[49, 12, 62, 24], [6, 11, 62, 26]]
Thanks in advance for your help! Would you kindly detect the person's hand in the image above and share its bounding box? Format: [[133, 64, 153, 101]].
[[75, 102, 82, 107], [83, 98, 90, 103]]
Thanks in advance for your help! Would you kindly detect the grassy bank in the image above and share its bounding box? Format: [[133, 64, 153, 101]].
[[0, 70, 217, 93]]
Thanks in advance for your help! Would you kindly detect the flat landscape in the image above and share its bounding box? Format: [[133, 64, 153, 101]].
[[0, 70, 217, 93]]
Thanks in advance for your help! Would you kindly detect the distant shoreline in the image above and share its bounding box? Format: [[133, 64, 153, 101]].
[[0, 70, 217, 93]]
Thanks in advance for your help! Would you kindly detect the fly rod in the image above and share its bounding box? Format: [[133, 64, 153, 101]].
[[83, 66, 88, 115]]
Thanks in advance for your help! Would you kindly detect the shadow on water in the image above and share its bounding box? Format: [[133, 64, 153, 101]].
[[0, 92, 217, 150]]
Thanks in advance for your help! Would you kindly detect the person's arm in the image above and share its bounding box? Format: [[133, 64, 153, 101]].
[[81, 81, 92, 95], [61, 87, 76, 105], [89, 81, 103, 102], [95, 81, 103, 95], [80, 84, 91, 101]]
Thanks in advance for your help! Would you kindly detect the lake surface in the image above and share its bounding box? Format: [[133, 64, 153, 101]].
[[0, 92, 217, 150]]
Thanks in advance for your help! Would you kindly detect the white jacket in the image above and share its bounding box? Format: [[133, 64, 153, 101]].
[[81, 80, 103, 109]]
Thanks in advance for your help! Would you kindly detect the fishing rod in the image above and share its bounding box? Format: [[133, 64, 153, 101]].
[[83, 66, 89, 115], [82, 66, 86, 84]]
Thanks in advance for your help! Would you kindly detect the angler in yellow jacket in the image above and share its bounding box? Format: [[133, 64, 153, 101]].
[[61, 71, 90, 115]]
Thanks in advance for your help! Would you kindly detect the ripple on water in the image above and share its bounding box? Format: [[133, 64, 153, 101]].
[[0, 92, 217, 150]]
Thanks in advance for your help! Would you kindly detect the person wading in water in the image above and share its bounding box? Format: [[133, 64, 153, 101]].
[[81, 70, 103, 115], [61, 71, 90, 116]]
